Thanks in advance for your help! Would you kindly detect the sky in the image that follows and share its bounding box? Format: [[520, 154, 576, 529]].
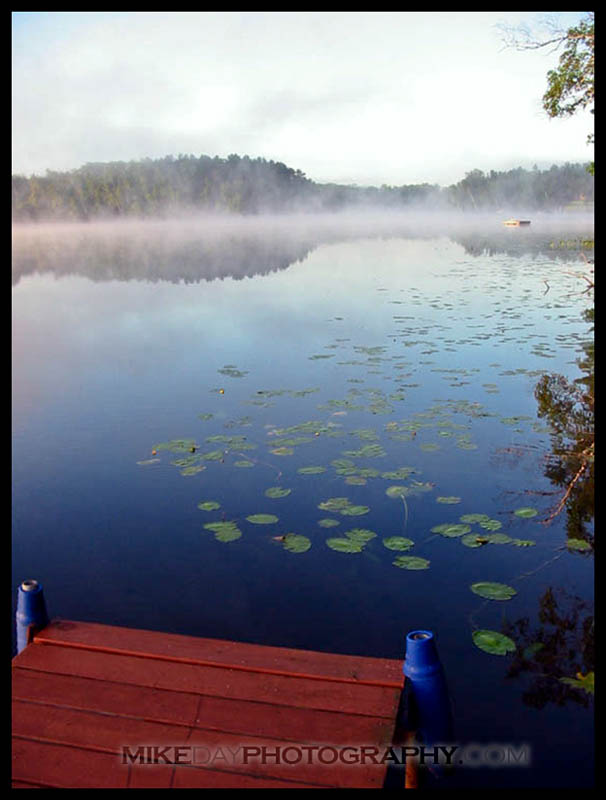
[[11, 11, 594, 187]]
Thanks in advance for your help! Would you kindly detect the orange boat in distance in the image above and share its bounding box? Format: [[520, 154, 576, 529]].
[[503, 219, 531, 226]]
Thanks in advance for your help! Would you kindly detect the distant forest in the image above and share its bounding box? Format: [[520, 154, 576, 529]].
[[11, 154, 594, 221]]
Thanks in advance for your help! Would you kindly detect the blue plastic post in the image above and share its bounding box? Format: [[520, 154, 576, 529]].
[[16, 579, 49, 654], [403, 630, 453, 746]]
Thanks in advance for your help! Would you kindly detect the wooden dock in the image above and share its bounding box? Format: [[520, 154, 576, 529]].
[[12, 620, 407, 789]]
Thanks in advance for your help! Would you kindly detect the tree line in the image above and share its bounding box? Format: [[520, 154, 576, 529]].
[[12, 153, 594, 222]]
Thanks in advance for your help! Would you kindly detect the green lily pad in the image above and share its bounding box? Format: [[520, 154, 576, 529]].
[[460, 513, 491, 524], [297, 466, 327, 475], [485, 533, 513, 545], [345, 528, 377, 543], [511, 539, 536, 547], [383, 536, 415, 551], [326, 537, 364, 553], [431, 523, 471, 537], [180, 465, 207, 476], [566, 538, 592, 551], [246, 514, 279, 524], [393, 556, 430, 570], [264, 487, 292, 499], [472, 629, 516, 655], [318, 497, 351, 512], [318, 518, 340, 528], [514, 507, 538, 518], [234, 460, 254, 468], [197, 501, 220, 511], [270, 447, 294, 456], [436, 496, 462, 504], [560, 671, 594, 694], [203, 521, 242, 542], [386, 486, 409, 498], [470, 582, 517, 600], [202, 449, 224, 461], [340, 505, 370, 516], [478, 519, 502, 531], [345, 476, 368, 485], [281, 534, 311, 554], [461, 533, 487, 548]]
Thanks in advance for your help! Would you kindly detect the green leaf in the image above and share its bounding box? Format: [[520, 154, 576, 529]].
[[297, 466, 327, 475], [339, 504, 370, 516], [514, 507, 538, 518], [478, 519, 502, 531], [472, 629, 516, 655], [461, 533, 487, 548], [460, 513, 491, 524], [264, 487, 292, 498], [282, 534, 311, 554], [345, 528, 377, 543], [485, 533, 513, 545], [203, 521, 242, 542], [560, 672, 594, 694], [318, 497, 351, 512], [436, 496, 462, 504], [470, 582, 517, 600], [383, 536, 415, 551], [431, 523, 471, 537], [386, 485, 409, 498], [270, 446, 294, 456], [326, 537, 364, 553], [392, 556, 430, 570], [197, 501, 220, 511], [318, 518, 340, 528], [246, 514, 279, 524], [566, 538, 592, 552], [511, 539, 536, 547]]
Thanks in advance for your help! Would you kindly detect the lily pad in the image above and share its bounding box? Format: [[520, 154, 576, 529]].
[[326, 537, 364, 553], [386, 486, 409, 499], [203, 521, 242, 542], [264, 487, 292, 499], [318, 497, 351, 512], [318, 518, 340, 528], [436, 496, 462, 504], [461, 533, 487, 548], [485, 533, 513, 545], [234, 460, 254, 468], [297, 466, 327, 475], [566, 538, 592, 552], [431, 523, 471, 537], [460, 513, 491, 524], [246, 514, 279, 524], [392, 556, 430, 570], [281, 534, 312, 554], [514, 507, 538, 518], [478, 519, 502, 531], [345, 528, 377, 543], [470, 582, 517, 600], [560, 671, 594, 694], [340, 505, 370, 516], [511, 539, 536, 547], [197, 501, 220, 511], [472, 629, 516, 655], [270, 447, 294, 456], [383, 536, 415, 551]]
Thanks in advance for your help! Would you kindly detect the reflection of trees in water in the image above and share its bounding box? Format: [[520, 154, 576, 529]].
[[536, 305, 594, 543], [502, 587, 593, 710], [453, 231, 594, 261], [12, 217, 594, 286]]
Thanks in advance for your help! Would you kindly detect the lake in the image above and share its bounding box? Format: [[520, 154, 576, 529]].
[[12, 212, 594, 788]]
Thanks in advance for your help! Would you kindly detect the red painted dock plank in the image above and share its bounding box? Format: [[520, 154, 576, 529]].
[[12, 620, 406, 789]]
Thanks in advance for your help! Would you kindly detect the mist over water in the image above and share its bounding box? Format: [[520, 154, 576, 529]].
[[12, 211, 593, 788]]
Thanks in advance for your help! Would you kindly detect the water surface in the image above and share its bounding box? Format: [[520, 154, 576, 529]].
[[12, 213, 594, 787]]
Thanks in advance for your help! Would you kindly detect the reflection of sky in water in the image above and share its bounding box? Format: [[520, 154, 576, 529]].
[[12, 225, 593, 788]]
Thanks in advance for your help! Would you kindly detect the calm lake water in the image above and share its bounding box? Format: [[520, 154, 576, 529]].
[[12, 213, 594, 788]]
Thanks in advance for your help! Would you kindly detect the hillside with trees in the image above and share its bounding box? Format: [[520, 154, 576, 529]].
[[12, 153, 593, 222]]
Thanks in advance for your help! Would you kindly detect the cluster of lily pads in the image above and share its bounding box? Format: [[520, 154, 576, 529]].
[[144, 305, 592, 663]]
